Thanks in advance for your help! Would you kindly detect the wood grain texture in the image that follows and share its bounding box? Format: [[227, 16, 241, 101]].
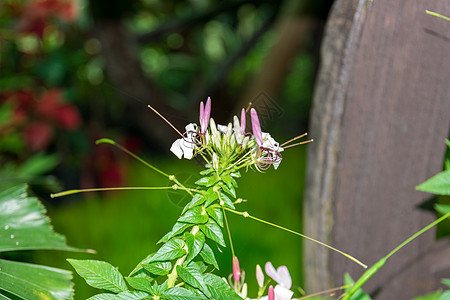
[[304, 0, 450, 298]]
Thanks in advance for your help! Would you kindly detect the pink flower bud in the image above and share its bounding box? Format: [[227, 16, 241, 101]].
[[250, 108, 263, 147], [199, 97, 211, 134], [232, 256, 241, 282], [268, 285, 275, 300]]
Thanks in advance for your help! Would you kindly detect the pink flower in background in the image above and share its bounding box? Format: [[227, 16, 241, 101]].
[[23, 121, 53, 151]]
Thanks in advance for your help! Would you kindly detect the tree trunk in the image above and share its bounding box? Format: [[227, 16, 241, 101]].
[[303, 0, 450, 298]]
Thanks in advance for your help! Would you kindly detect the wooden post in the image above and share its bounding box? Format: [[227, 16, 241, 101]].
[[303, 0, 450, 298]]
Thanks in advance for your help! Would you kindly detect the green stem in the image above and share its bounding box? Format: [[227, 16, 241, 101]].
[[426, 10, 450, 21], [167, 225, 200, 288], [342, 211, 450, 300], [96, 138, 170, 178], [50, 186, 173, 198], [385, 211, 450, 260], [96, 138, 195, 196]]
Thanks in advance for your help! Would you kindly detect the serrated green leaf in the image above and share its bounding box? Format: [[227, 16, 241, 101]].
[[159, 223, 192, 244], [200, 168, 214, 176], [194, 177, 208, 186], [142, 261, 171, 276], [207, 174, 220, 187], [204, 187, 218, 207], [201, 219, 225, 247], [185, 232, 205, 265], [178, 207, 209, 224], [344, 273, 372, 300], [203, 273, 242, 300], [152, 239, 186, 262], [221, 175, 233, 189], [115, 291, 151, 299], [416, 171, 450, 195], [67, 259, 127, 293], [126, 277, 154, 292], [199, 243, 219, 269], [0, 259, 73, 300], [0, 185, 82, 252], [182, 194, 205, 214], [221, 183, 236, 198], [206, 205, 223, 227], [162, 286, 204, 300], [219, 192, 235, 209], [87, 294, 116, 300], [176, 265, 210, 297]]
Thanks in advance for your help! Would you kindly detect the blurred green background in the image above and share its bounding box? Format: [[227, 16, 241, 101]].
[[0, 0, 332, 298]]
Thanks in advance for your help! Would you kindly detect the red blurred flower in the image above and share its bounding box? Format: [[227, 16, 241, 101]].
[[54, 104, 81, 130], [18, 0, 79, 37], [23, 121, 54, 151], [35, 89, 82, 130], [35, 89, 62, 118]]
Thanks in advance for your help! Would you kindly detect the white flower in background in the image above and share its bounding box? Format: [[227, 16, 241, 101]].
[[265, 262, 294, 300]]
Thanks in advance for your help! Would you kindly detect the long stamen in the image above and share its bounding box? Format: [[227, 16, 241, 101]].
[[147, 104, 184, 138], [283, 139, 314, 149], [245, 102, 252, 113], [281, 133, 308, 147]]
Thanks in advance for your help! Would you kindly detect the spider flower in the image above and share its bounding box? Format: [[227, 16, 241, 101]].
[[168, 98, 310, 172]]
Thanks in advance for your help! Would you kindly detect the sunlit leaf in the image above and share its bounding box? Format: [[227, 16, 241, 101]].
[[151, 239, 186, 262], [0, 259, 73, 300], [178, 207, 208, 224], [67, 259, 128, 293], [126, 277, 154, 293], [176, 265, 210, 297], [203, 273, 242, 300], [185, 231, 205, 265], [201, 219, 225, 247], [0, 185, 82, 252], [199, 243, 219, 270], [416, 171, 450, 195], [162, 286, 204, 300]]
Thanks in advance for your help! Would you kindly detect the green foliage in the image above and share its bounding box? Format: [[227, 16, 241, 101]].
[[0, 185, 84, 299], [67, 259, 128, 293], [416, 171, 450, 195], [343, 274, 371, 300], [69, 166, 244, 299]]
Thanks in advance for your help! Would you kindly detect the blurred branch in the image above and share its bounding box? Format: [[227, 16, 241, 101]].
[[237, 0, 330, 110], [137, 0, 273, 44], [191, 9, 278, 105], [92, 20, 184, 149]]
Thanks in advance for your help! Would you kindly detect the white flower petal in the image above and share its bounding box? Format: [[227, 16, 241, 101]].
[[265, 262, 283, 284], [170, 139, 183, 159], [274, 285, 294, 300], [277, 266, 292, 289]]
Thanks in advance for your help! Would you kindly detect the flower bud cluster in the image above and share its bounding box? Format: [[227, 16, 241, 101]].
[[170, 97, 285, 173]]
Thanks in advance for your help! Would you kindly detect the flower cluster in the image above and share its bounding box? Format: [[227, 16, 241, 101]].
[[170, 97, 288, 172], [229, 257, 295, 300]]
